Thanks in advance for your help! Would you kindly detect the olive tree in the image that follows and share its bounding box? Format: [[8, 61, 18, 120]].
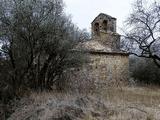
[[0, 0, 87, 92]]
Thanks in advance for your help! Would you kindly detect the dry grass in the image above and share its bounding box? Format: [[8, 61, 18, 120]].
[[94, 86, 160, 120], [8, 86, 160, 120], [100, 86, 160, 107], [26, 86, 160, 120]]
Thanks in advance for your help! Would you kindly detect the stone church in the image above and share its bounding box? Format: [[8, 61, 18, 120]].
[[72, 13, 129, 87]]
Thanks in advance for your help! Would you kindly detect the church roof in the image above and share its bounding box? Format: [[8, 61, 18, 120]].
[[76, 40, 112, 52], [75, 40, 129, 56]]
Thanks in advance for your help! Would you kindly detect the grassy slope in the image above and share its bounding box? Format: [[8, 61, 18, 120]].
[[8, 86, 160, 120], [97, 86, 160, 119]]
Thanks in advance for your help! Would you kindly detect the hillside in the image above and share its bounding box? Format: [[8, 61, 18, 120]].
[[8, 86, 160, 120]]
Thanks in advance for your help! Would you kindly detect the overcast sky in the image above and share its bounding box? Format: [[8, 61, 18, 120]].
[[64, 0, 135, 33]]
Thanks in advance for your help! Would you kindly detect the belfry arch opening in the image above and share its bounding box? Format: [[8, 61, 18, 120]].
[[102, 20, 108, 31], [94, 22, 100, 35]]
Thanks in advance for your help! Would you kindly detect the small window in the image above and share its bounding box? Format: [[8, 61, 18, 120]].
[[102, 20, 108, 31], [94, 23, 100, 35]]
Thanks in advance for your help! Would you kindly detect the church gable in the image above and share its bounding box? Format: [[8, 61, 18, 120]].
[[77, 13, 126, 53], [91, 13, 117, 36]]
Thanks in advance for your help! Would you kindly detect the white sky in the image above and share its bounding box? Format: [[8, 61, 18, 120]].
[[64, 0, 134, 33]]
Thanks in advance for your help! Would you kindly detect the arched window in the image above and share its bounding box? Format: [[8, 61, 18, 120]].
[[94, 23, 100, 35], [102, 20, 108, 31]]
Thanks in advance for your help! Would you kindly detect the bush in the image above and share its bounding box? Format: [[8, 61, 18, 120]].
[[130, 57, 160, 85]]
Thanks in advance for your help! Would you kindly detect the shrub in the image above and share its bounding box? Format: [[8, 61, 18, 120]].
[[130, 57, 160, 85]]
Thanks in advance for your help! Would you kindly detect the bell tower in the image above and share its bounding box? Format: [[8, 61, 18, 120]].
[[91, 13, 120, 51]]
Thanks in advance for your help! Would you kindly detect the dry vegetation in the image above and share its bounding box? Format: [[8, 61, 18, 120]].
[[7, 86, 160, 120], [98, 86, 160, 119], [101, 86, 160, 107]]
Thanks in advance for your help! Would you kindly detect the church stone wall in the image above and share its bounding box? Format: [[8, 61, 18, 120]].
[[67, 53, 129, 89], [85, 53, 129, 86], [94, 32, 120, 51]]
